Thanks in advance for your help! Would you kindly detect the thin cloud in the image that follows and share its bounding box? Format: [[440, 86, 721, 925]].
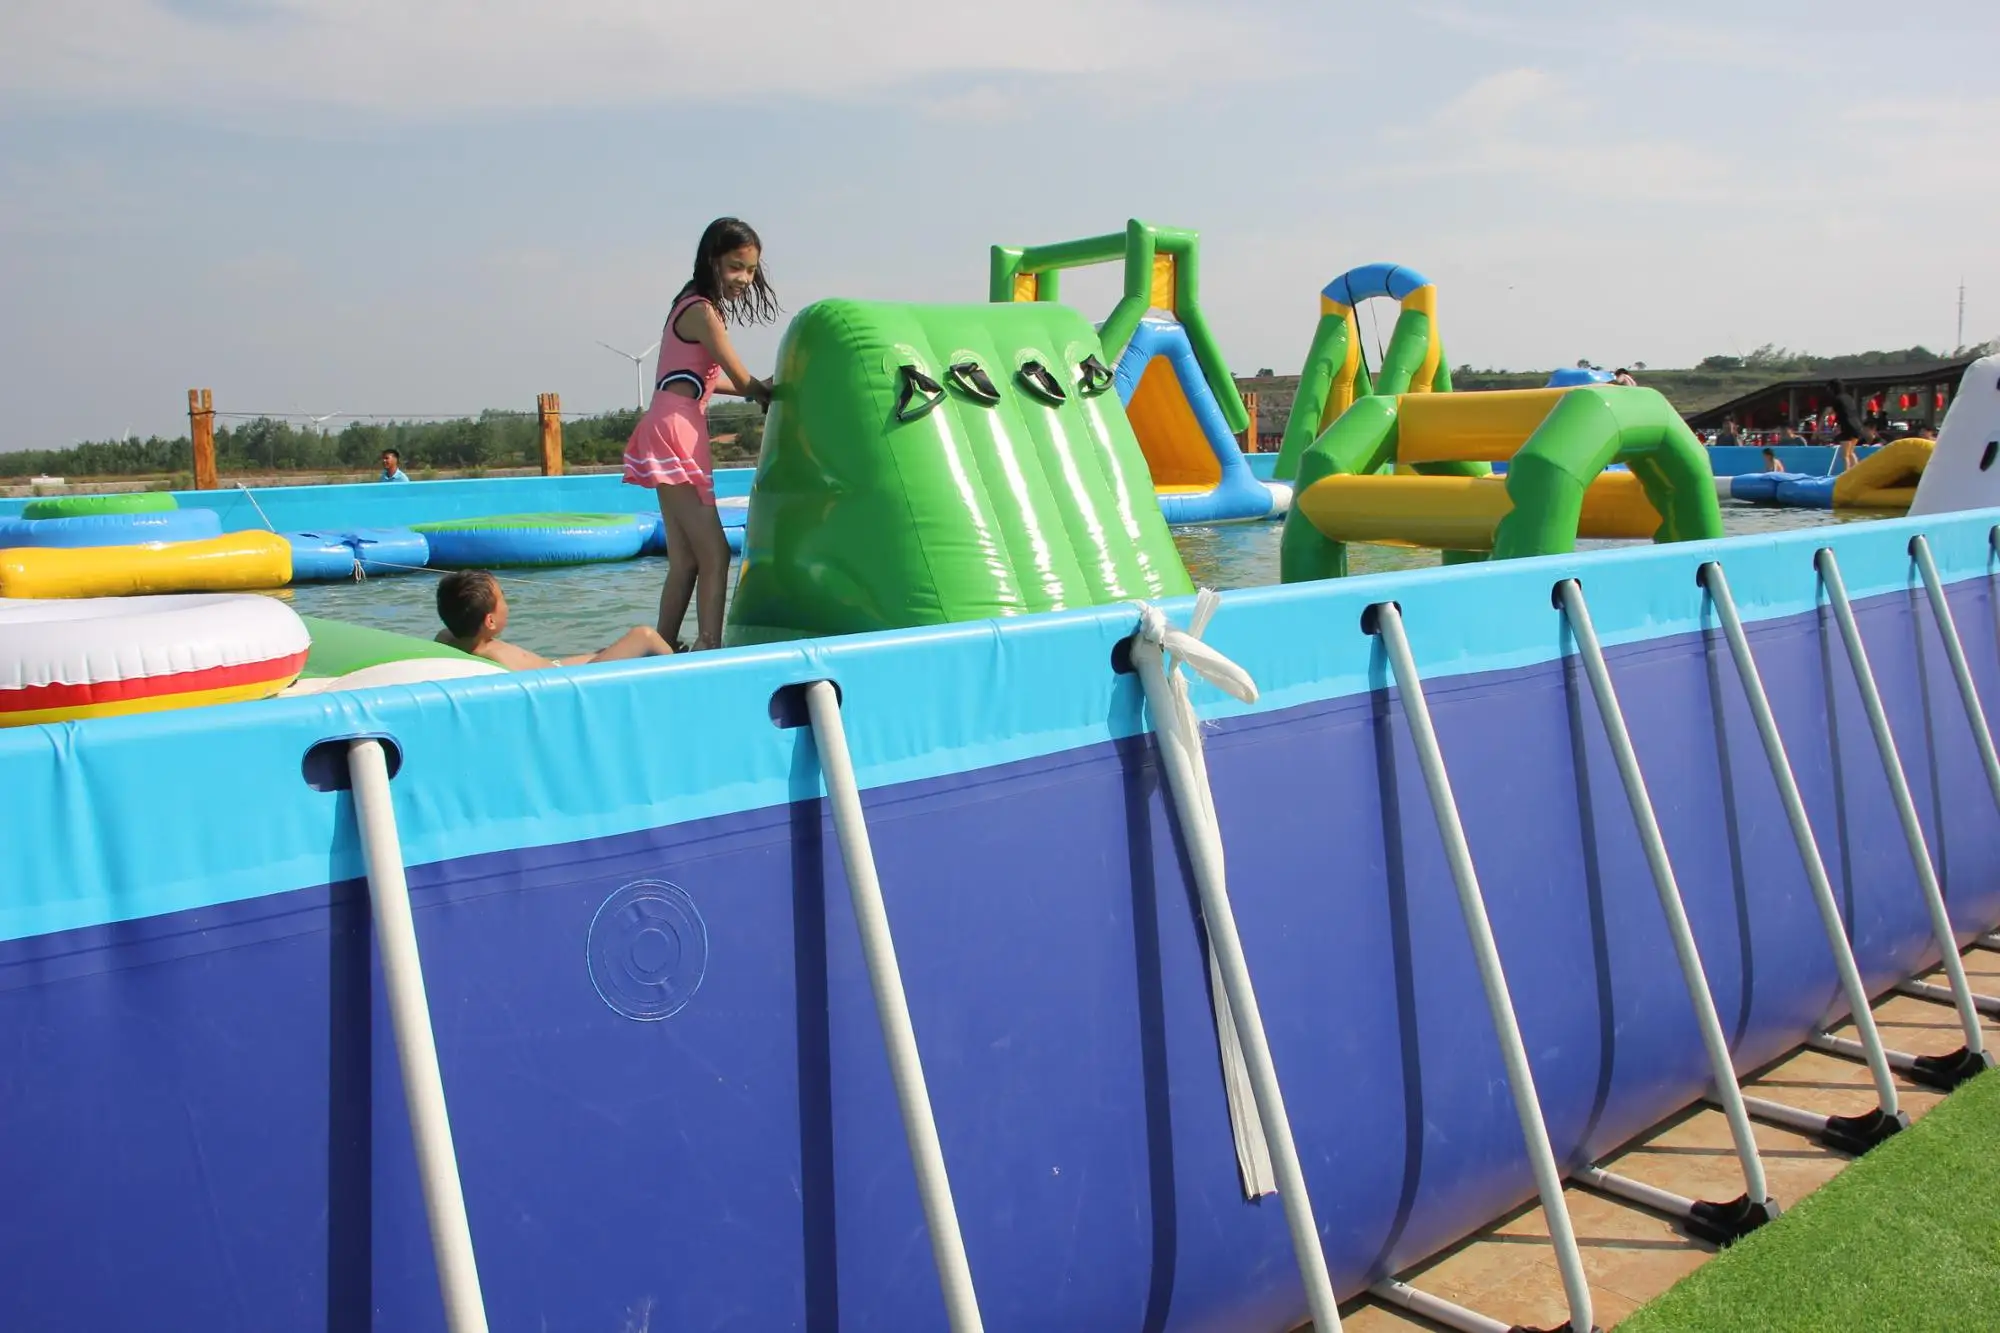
[[1417, 4, 1842, 75], [1372, 67, 1738, 203], [1431, 66, 1578, 125], [0, 0, 1290, 118]]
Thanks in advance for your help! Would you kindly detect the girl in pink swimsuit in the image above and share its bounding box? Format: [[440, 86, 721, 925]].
[[624, 217, 777, 650]]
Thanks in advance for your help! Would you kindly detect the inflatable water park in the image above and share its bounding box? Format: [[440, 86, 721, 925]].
[[4, 220, 2000, 1332]]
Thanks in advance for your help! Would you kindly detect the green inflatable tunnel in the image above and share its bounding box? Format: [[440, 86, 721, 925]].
[[726, 300, 1193, 645]]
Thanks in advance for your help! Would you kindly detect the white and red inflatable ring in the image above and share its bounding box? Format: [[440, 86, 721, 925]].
[[0, 594, 310, 727]]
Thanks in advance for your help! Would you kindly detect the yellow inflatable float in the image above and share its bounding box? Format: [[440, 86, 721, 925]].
[[0, 530, 292, 599], [1307, 467, 1663, 548], [1833, 437, 1932, 510]]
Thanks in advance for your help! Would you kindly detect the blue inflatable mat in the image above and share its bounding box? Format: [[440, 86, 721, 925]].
[[1729, 471, 1833, 507], [347, 528, 431, 575], [637, 502, 747, 556], [284, 528, 431, 582], [286, 533, 359, 582], [0, 509, 222, 549], [1772, 474, 1836, 508], [415, 514, 648, 568], [1729, 473, 1786, 503]]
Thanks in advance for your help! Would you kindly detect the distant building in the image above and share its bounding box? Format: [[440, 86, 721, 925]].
[[1235, 373, 1298, 450], [1684, 356, 1975, 435]]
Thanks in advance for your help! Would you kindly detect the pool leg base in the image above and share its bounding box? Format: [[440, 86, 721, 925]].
[[1819, 1107, 1910, 1156], [1684, 1193, 1781, 1247], [1579, 1165, 1778, 1248], [1905, 1046, 1993, 1092]]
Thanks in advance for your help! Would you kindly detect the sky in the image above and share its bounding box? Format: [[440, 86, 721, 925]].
[[1, 0, 1995, 450]]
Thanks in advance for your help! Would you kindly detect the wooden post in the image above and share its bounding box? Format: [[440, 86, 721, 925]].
[[189, 388, 218, 490], [537, 392, 563, 476], [1240, 390, 1261, 452]]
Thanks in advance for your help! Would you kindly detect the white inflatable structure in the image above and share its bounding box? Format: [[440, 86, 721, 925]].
[[1910, 354, 2000, 517], [282, 656, 505, 697]]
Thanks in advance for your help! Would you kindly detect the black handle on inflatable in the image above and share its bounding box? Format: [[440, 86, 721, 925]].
[[946, 361, 1002, 405], [1076, 354, 1116, 397], [1017, 361, 1068, 405], [895, 365, 947, 422]]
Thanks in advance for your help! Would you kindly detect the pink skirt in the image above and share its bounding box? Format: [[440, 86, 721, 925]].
[[623, 398, 714, 504]]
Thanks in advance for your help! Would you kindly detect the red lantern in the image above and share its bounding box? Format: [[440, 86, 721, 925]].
[[1898, 393, 1913, 410], [1935, 391, 1947, 409]]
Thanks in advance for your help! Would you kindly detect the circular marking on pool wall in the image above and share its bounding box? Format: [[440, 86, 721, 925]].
[[587, 879, 709, 1021]]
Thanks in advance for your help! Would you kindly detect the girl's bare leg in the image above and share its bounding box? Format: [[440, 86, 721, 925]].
[[655, 486, 699, 644], [659, 484, 733, 649]]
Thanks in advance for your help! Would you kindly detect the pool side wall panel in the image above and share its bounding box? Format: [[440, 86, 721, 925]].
[[1, 509, 1997, 1332]]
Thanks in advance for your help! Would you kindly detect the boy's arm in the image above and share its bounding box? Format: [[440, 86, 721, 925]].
[[476, 639, 556, 671]]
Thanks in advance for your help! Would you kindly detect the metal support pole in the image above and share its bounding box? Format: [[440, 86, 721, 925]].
[[1370, 602, 1596, 1333], [805, 683, 985, 1333], [1909, 535, 2000, 818], [1555, 580, 1773, 1217], [1370, 1280, 1512, 1333], [1697, 564, 1906, 1123], [347, 739, 490, 1333], [1129, 614, 1344, 1333], [1808, 1032, 1923, 1071], [1814, 548, 1988, 1067], [1896, 977, 2000, 1019], [1572, 1165, 1703, 1221]]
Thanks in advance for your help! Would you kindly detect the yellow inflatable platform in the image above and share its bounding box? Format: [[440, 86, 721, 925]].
[[1833, 437, 1932, 510], [0, 530, 293, 599], [1283, 385, 1723, 581], [1301, 468, 1663, 549]]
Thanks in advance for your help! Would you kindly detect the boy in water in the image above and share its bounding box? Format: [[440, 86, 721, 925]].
[[435, 569, 674, 669]]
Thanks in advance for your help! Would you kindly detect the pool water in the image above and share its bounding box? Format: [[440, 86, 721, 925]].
[[277, 507, 1862, 661]]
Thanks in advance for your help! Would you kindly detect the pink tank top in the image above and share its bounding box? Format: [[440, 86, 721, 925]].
[[650, 293, 723, 409]]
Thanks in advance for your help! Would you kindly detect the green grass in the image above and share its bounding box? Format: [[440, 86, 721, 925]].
[[1621, 1070, 2000, 1332]]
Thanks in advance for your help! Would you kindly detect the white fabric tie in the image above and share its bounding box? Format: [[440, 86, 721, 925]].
[[1132, 589, 1274, 1199]]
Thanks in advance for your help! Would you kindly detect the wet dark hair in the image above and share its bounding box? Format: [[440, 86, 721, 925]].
[[437, 569, 500, 638], [678, 217, 779, 326]]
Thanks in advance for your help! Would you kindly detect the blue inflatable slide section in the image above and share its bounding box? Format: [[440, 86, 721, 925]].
[[1116, 317, 1282, 525]]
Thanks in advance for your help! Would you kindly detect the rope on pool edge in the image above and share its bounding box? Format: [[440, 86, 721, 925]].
[[1130, 590, 1275, 1199]]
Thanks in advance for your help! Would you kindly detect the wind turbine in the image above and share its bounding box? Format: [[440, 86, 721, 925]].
[[304, 411, 342, 435], [598, 339, 661, 410]]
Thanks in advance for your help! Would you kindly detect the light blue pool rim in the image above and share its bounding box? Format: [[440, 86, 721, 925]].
[[2, 505, 1995, 946]]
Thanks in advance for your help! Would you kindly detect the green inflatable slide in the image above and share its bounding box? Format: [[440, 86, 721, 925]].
[[725, 300, 1193, 645]]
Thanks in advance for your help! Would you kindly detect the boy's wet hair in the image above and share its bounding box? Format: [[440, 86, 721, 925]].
[[437, 569, 500, 638]]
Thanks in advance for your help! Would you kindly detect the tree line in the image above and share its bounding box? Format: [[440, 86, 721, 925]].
[[1, 405, 766, 481], [9, 341, 1993, 481], [1694, 341, 1995, 374]]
